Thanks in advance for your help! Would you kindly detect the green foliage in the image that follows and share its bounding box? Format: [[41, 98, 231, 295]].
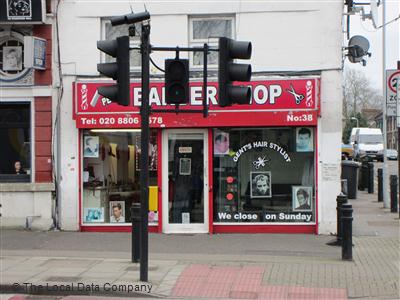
[[342, 112, 369, 143]]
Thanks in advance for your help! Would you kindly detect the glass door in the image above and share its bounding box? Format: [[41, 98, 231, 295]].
[[162, 129, 208, 233]]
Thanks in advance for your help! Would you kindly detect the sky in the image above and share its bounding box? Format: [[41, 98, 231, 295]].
[[345, 0, 400, 93]]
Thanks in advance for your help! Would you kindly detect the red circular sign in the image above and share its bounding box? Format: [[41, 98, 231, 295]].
[[226, 176, 234, 183], [226, 193, 234, 201], [388, 71, 400, 93]]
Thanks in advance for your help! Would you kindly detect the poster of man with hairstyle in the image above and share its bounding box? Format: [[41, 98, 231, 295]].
[[109, 201, 125, 223], [214, 131, 229, 155], [296, 127, 313, 152], [292, 186, 312, 211], [84, 136, 99, 158], [3, 46, 23, 71], [250, 171, 272, 198]]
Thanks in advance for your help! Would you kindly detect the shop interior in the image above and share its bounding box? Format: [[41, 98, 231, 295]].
[[82, 129, 158, 224]]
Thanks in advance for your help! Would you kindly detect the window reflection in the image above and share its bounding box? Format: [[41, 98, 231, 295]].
[[82, 130, 158, 224], [213, 127, 315, 223]]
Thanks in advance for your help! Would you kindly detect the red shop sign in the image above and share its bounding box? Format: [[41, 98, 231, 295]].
[[73, 78, 320, 128]]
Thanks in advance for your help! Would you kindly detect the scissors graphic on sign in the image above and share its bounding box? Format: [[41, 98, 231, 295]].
[[253, 156, 270, 169], [286, 84, 304, 104]]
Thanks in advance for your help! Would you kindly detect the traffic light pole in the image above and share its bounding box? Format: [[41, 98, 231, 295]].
[[139, 22, 150, 282]]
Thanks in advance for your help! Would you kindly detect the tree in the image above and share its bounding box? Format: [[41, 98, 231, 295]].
[[342, 112, 368, 144], [343, 68, 382, 119], [342, 68, 382, 142]]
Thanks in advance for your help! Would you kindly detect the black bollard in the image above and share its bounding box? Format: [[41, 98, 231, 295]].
[[367, 162, 374, 194], [131, 202, 141, 263], [378, 168, 383, 202], [390, 175, 398, 213], [341, 203, 353, 261], [359, 161, 368, 191], [327, 194, 348, 246]]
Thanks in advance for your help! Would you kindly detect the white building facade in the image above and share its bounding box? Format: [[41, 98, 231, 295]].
[[0, 0, 56, 230], [56, 0, 344, 234]]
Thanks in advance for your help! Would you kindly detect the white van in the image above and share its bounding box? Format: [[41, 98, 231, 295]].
[[353, 128, 384, 161], [349, 127, 362, 145]]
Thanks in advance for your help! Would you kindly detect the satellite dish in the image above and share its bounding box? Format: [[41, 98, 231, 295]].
[[348, 35, 370, 64], [370, 0, 379, 28]]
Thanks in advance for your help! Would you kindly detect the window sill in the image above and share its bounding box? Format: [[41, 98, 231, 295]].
[[0, 183, 55, 192]]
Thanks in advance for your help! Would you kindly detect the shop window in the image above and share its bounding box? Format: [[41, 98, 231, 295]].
[[82, 130, 158, 224], [189, 16, 234, 67], [104, 21, 141, 69], [213, 127, 315, 224], [0, 103, 31, 182]]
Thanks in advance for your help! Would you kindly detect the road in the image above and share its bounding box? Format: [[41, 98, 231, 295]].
[[374, 159, 398, 176]]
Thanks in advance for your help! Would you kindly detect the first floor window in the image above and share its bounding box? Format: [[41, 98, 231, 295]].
[[213, 127, 315, 224], [189, 16, 234, 68], [0, 103, 31, 182]]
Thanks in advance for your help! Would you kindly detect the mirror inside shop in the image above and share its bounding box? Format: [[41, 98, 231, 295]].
[[82, 130, 158, 224]]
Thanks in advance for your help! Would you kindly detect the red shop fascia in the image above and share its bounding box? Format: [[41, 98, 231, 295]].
[[73, 77, 321, 233]]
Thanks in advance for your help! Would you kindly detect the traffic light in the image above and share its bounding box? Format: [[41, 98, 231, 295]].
[[218, 37, 252, 107], [165, 58, 189, 104], [97, 36, 130, 106]]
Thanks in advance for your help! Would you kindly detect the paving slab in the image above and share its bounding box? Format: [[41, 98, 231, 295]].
[[1, 190, 399, 299]]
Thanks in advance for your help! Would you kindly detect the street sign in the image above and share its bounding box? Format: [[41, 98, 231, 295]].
[[397, 74, 400, 127], [386, 69, 400, 117]]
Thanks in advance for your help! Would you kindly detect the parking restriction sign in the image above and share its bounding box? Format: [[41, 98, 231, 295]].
[[386, 69, 400, 117]]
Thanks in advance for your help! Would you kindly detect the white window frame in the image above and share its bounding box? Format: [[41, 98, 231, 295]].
[[101, 20, 141, 71], [188, 15, 235, 69]]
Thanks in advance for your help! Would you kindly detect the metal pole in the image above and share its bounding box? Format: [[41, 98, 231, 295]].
[[131, 202, 141, 263], [382, 0, 389, 208], [203, 43, 208, 118], [378, 168, 383, 202], [368, 162, 374, 194], [341, 203, 353, 261], [397, 60, 400, 214], [390, 175, 398, 213], [140, 23, 150, 282]]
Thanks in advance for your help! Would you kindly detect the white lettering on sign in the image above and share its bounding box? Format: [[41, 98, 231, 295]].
[[179, 147, 192, 153], [207, 86, 218, 105], [253, 85, 268, 104], [191, 86, 202, 105], [217, 212, 258, 221], [127, 83, 300, 107], [134, 88, 142, 106], [270, 85, 282, 104], [287, 114, 313, 122], [232, 141, 291, 162], [149, 87, 161, 106], [278, 213, 312, 222]]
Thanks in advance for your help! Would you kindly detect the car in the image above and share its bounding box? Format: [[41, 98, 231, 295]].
[[386, 149, 398, 160], [341, 143, 354, 159]]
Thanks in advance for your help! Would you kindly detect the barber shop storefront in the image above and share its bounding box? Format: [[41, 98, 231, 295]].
[[73, 77, 320, 234]]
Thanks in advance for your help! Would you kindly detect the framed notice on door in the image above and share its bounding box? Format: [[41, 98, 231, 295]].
[[179, 158, 191, 175]]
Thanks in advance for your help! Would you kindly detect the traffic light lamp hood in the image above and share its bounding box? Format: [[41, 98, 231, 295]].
[[97, 40, 118, 57], [229, 40, 252, 59]]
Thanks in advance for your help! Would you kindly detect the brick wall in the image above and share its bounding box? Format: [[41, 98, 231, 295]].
[[33, 25, 53, 183]]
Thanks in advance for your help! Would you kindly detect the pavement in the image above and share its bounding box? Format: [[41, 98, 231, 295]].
[[1, 189, 399, 300]]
